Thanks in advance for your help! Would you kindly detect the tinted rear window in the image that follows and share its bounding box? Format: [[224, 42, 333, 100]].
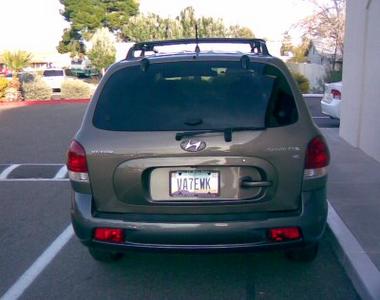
[[93, 61, 297, 131], [43, 70, 64, 77]]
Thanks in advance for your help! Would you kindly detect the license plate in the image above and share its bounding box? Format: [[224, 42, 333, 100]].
[[170, 170, 219, 197]]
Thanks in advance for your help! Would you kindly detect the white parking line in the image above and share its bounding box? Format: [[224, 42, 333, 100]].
[[0, 163, 64, 166], [0, 178, 69, 182], [0, 164, 20, 179], [0, 225, 74, 300], [54, 165, 68, 179], [0, 164, 68, 181]]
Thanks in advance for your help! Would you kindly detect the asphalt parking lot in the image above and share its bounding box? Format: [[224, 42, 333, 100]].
[[0, 98, 358, 300]]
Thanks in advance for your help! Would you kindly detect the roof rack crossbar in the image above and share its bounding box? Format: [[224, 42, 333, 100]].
[[126, 38, 269, 59]]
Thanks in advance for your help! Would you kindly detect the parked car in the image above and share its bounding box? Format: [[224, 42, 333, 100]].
[[69, 58, 99, 78], [67, 38, 330, 262], [321, 81, 343, 119], [42, 68, 65, 92]]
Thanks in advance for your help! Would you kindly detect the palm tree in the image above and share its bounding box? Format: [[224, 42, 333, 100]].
[[1, 50, 32, 78]]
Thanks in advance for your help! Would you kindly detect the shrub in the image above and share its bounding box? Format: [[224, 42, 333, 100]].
[[325, 70, 342, 83], [4, 78, 23, 101], [0, 77, 9, 99], [22, 78, 52, 100], [7, 77, 21, 90], [61, 79, 91, 99], [4, 87, 22, 101], [19, 72, 36, 83], [291, 72, 310, 93]]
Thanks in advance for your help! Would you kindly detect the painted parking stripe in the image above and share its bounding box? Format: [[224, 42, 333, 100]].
[[0, 164, 67, 181], [0, 225, 74, 300], [54, 165, 68, 179], [0, 178, 69, 182], [0, 164, 20, 179], [4, 163, 64, 166]]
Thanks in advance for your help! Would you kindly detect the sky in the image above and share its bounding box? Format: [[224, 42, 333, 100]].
[[0, 0, 316, 53]]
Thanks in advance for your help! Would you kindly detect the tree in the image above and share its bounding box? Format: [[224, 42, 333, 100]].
[[227, 25, 254, 38], [287, 38, 310, 63], [197, 16, 225, 38], [87, 28, 116, 75], [280, 31, 294, 56], [122, 6, 254, 42], [103, 0, 140, 34], [57, 28, 85, 58], [58, 0, 138, 55], [122, 14, 168, 42], [178, 6, 197, 38], [298, 0, 345, 69], [1, 50, 32, 77]]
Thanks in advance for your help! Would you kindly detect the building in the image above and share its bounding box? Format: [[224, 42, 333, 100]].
[[0, 50, 71, 74], [340, 0, 380, 161], [307, 39, 343, 71]]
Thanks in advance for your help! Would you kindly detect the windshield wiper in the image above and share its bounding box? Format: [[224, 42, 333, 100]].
[[175, 126, 265, 142]]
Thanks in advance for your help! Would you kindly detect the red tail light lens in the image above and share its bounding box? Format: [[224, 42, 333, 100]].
[[268, 227, 302, 242], [94, 228, 124, 243], [305, 136, 330, 169], [67, 140, 88, 172], [331, 89, 341, 100]]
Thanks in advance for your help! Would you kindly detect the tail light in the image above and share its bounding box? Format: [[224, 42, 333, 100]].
[[67, 140, 89, 183], [331, 89, 341, 100], [268, 227, 302, 242], [94, 228, 124, 243], [304, 136, 330, 178]]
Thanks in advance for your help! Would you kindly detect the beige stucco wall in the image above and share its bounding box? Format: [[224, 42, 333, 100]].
[[340, 0, 380, 161]]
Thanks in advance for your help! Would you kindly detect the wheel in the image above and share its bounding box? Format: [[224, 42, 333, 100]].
[[88, 247, 124, 262], [285, 243, 319, 262]]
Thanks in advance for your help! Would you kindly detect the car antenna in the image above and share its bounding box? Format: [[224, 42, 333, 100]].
[[194, 24, 200, 55]]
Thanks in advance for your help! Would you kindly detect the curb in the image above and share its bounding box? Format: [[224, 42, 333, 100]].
[[0, 99, 90, 108], [327, 201, 380, 300]]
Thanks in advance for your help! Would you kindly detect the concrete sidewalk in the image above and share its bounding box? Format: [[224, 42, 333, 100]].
[[321, 128, 380, 300]]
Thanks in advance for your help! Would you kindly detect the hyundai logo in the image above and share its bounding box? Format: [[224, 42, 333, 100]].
[[180, 139, 206, 152]]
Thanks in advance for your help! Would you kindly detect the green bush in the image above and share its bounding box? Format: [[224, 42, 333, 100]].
[[61, 79, 91, 99], [0, 77, 9, 99], [325, 70, 342, 83], [22, 78, 52, 100], [291, 72, 310, 93]]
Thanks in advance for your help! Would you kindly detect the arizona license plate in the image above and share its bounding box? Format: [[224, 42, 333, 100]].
[[170, 170, 219, 197]]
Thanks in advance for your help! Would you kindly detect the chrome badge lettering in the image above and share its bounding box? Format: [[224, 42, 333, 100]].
[[180, 139, 206, 152]]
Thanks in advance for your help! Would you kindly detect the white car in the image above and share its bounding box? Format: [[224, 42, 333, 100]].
[[42, 69, 65, 91], [321, 81, 342, 119]]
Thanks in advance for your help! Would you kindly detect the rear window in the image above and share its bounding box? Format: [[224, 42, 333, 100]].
[[43, 70, 64, 77], [93, 61, 297, 131]]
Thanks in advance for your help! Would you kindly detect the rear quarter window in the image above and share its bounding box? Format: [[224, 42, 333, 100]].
[[43, 70, 64, 77], [93, 61, 298, 131]]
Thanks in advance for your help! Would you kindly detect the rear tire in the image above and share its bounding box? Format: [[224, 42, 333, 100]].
[[285, 243, 319, 262], [88, 247, 124, 262]]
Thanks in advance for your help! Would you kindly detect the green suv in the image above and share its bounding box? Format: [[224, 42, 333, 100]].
[[67, 39, 329, 262]]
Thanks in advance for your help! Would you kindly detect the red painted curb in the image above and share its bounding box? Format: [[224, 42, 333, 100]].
[[0, 98, 90, 107]]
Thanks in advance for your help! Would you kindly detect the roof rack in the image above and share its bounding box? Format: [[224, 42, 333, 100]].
[[126, 38, 269, 59]]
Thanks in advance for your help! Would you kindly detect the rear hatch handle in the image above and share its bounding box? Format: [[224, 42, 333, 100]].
[[240, 177, 272, 188]]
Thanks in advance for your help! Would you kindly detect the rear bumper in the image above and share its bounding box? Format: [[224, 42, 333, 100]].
[[321, 98, 341, 119], [71, 189, 327, 252]]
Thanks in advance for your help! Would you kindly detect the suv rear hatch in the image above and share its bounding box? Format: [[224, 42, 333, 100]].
[[80, 58, 309, 214]]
